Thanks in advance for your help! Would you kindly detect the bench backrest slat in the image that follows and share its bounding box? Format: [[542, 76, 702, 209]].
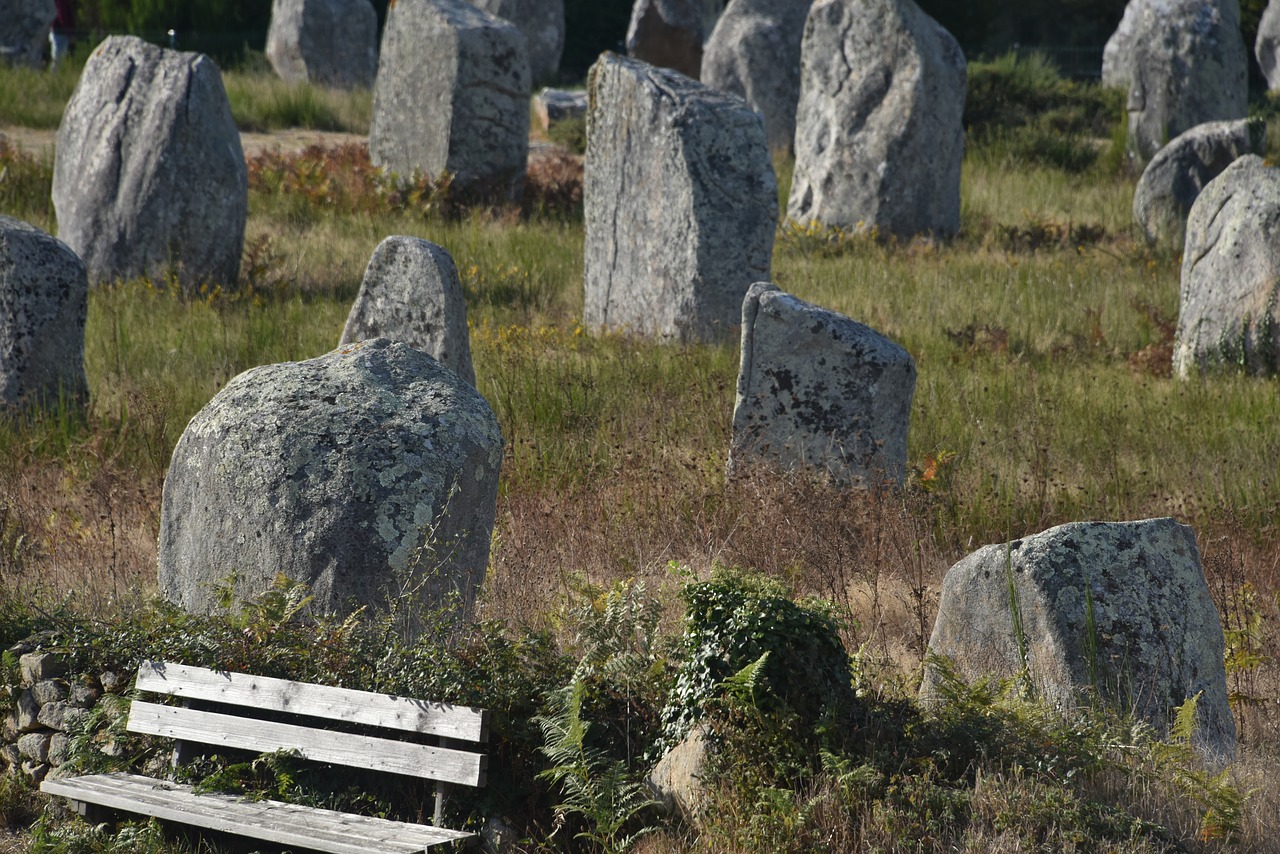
[[127, 701, 487, 787], [135, 661, 487, 743]]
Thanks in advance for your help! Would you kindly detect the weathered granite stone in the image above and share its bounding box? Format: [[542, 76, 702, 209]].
[[701, 0, 813, 152], [728, 284, 915, 487], [0, 0, 55, 68], [68, 681, 101, 709], [583, 53, 776, 343], [468, 0, 564, 83], [371, 0, 530, 199], [1257, 0, 1280, 90], [19, 651, 63, 686], [37, 701, 74, 731], [339, 236, 475, 386], [158, 338, 503, 618], [53, 36, 247, 290], [648, 725, 710, 821], [533, 87, 587, 132], [99, 671, 124, 693], [266, 0, 379, 89], [1174, 155, 1280, 377], [1102, 0, 1143, 88], [22, 760, 49, 782], [787, 0, 966, 239], [921, 519, 1236, 763], [47, 732, 70, 766], [1134, 118, 1265, 247], [1110, 0, 1247, 161], [626, 0, 704, 79], [0, 217, 88, 411], [2, 713, 16, 742], [15, 690, 39, 732], [16, 731, 50, 763], [0, 744, 19, 769], [29, 679, 67, 707]]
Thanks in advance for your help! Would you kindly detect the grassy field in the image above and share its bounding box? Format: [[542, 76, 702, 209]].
[[2, 54, 1280, 852]]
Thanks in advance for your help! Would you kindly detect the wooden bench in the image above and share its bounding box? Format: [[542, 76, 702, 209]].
[[42, 660, 489, 853]]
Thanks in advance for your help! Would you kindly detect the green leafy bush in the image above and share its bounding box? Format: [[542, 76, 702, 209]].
[[657, 568, 859, 757]]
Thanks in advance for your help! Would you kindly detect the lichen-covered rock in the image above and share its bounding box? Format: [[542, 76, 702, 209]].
[[1101, 0, 1143, 88], [468, 0, 564, 83], [728, 284, 915, 487], [53, 36, 247, 290], [648, 725, 710, 821], [19, 652, 64, 685], [1174, 155, 1280, 377], [16, 690, 39, 732], [583, 53, 776, 343], [701, 0, 813, 152], [921, 519, 1236, 763], [0, 0, 55, 68], [16, 732, 49, 763], [787, 0, 966, 238], [340, 236, 475, 386], [1257, 0, 1280, 90], [158, 338, 503, 618], [266, 0, 379, 89], [1134, 118, 1265, 247], [0, 216, 88, 411], [626, 0, 704, 79], [370, 0, 530, 200], [1110, 0, 1247, 161]]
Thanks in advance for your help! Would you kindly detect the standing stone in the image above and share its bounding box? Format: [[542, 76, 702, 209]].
[[0, 0, 55, 68], [626, 0, 704, 79], [370, 0, 530, 200], [52, 36, 247, 290], [787, 0, 966, 239], [1174, 155, 1280, 377], [1133, 118, 1266, 247], [728, 283, 915, 487], [701, 0, 814, 153], [158, 338, 503, 617], [468, 0, 564, 83], [583, 53, 776, 343], [921, 519, 1236, 764], [266, 0, 379, 89], [340, 236, 476, 386], [0, 217, 88, 411], [1101, 0, 1143, 88], [1112, 0, 1247, 162], [1257, 0, 1280, 90]]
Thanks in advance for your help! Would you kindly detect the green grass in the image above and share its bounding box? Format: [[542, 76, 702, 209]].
[[221, 69, 372, 134]]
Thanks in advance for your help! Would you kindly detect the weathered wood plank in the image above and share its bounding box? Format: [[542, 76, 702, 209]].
[[127, 702, 486, 787], [135, 661, 487, 742], [42, 773, 473, 853]]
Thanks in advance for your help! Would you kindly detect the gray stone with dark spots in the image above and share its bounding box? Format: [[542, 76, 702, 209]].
[[1109, 0, 1247, 162], [340, 236, 475, 386], [0, 216, 88, 412], [626, 0, 704, 79], [52, 36, 247, 290], [1133, 118, 1266, 247], [0, 0, 54, 68], [583, 53, 776, 343], [921, 518, 1236, 764], [727, 283, 915, 487], [787, 0, 966, 238], [158, 338, 503, 618], [1175, 154, 1280, 377], [701, 0, 813, 152], [370, 0, 530, 200], [467, 0, 564, 83], [1257, 0, 1280, 90], [266, 0, 379, 89]]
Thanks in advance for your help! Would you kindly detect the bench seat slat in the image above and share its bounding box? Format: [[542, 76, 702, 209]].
[[127, 702, 486, 787], [40, 773, 474, 853], [135, 662, 487, 742]]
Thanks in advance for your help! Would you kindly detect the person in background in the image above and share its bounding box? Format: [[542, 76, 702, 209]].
[[49, 0, 74, 69]]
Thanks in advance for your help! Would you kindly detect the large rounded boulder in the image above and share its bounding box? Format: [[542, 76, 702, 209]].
[[158, 339, 503, 618]]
